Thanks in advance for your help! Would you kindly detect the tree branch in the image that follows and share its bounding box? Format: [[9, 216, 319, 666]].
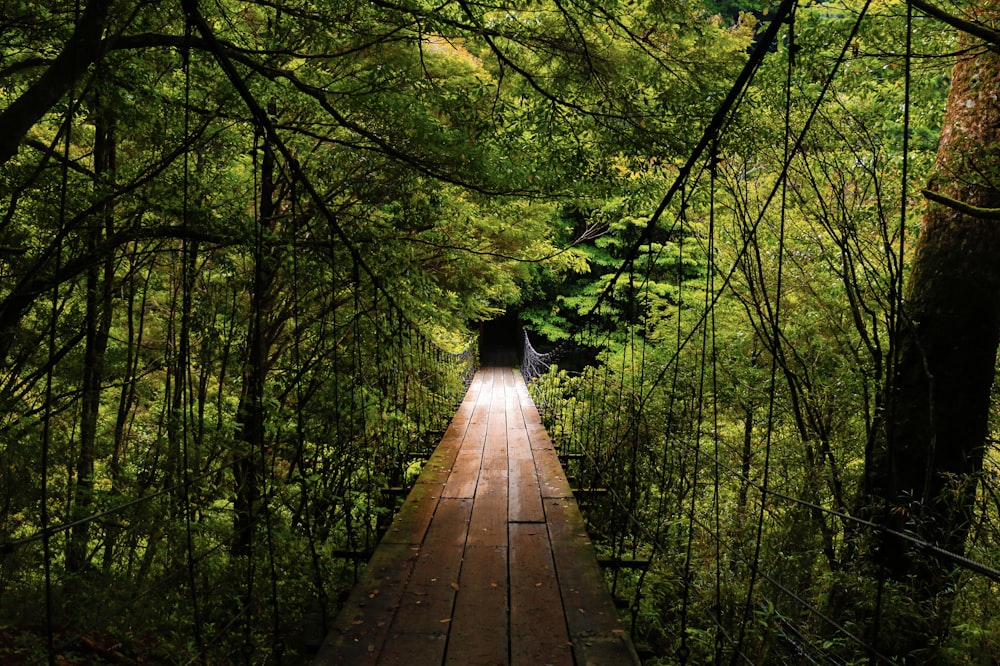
[[908, 0, 1000, 49], [922, 188, 1000, 220], [0, 0, 114, 168]]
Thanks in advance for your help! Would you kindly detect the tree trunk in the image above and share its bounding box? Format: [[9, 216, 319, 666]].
[[864, 4, 1000, 649], [232, 131, 279, 558], [0, 0, 113, 168], [67, 108, 116, 573]]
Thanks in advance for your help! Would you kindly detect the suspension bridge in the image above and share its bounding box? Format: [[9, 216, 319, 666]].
[[3, 0, 1000, 664], [314, 360, 639, 664]]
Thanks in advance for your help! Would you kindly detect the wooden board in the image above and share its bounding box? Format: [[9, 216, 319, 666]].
[[445, 545, 509, 666], [316, 366, 639, 666], [509, 522, 574, 666], [467, 468, 508, 548], [442, 447, 483, 499], [544, 498, 640, 664], [508, 457, 544, 524], [528, 424, 573, 499], [388, 499, 471, 636], [313, 542, 420, 664], [373, 632, 447, 666], [381, 481, 445, 545]]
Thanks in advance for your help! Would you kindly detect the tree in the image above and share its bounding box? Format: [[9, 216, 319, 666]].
[[2, 0, 760, 659], [863, 0, 1000, 654]]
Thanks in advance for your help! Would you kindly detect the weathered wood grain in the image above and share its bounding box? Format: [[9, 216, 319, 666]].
[[315, 365, 639, 665], [509, 522, 574, 666]]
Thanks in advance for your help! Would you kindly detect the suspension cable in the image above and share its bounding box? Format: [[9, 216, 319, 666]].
[[180, 12, 206, 660], [40, 1, 84, 657], [730, 5, 798, 661]]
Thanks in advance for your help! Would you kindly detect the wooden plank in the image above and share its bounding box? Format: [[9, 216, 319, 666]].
[[505, 393, 545, 524], [519, 400, 544, 426], [528, 424, 573, 499], [474, 366, 495, 402], [467, 468, 508, 548], [514, 374, 534, 405], [486, 368, 507, 418], [375, 633, 447, 666], [416, 419, 468, 485], [314, 542, 419, 665], [381, 482, 445, 545], [417, 455, 459, 486], [572, 636, 642, 666], [442, 386, 490, 498], [452, 399, 479, 424], [507, 404, 527, 432], [469, 396, 492, 426], [506, 428, 531, 461], [451, 373, 482, 423], [509, 523, 573, 666], [442, 448, 482, 499], [508, 457, 544, 524], [514, 373, 544, 426], [481, 425, 508, 471], [418, 409, 475, 485], [502, 368, 519, 417], [525, 422, 555, 451], [543, 497, 639, 664], [389, 499, 471, 636], [489, 394, 507, 418], [440, 416, 473, 447], [445, 545, 509, 666], [460, 420, 488, 451]]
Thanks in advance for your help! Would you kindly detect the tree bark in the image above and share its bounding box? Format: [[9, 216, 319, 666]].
[[865, 2, 1000, 644], [0, 0, 113, 168], [67, 107, 117, 573], [232, 131, 280, 558]]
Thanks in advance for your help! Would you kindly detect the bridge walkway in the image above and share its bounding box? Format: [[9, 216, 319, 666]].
[[314, 363, 640, 665]]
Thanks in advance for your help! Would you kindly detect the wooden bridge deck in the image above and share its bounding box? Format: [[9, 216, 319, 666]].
[[314, 364, 640, 665]]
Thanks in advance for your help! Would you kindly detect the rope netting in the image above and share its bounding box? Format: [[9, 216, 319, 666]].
[[524, 1, 1000, 663]]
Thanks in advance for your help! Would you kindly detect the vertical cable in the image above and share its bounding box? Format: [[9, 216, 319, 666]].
[[609, 266, 635, 596], [871, 2, 913, 658], [352, 261, 373, 553], [251, 108, 284, 660], [731, 5, 796, 662], [179, 7, 205, 660], [40, 1, 82, 654], [678, 182, 704, 665], [631, 234, 653, 558], [708, 146, 723, 665], [40, 232, 58, 666]]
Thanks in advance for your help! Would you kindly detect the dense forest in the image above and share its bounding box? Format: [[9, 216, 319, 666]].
[[1, 0, 998, 663]]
